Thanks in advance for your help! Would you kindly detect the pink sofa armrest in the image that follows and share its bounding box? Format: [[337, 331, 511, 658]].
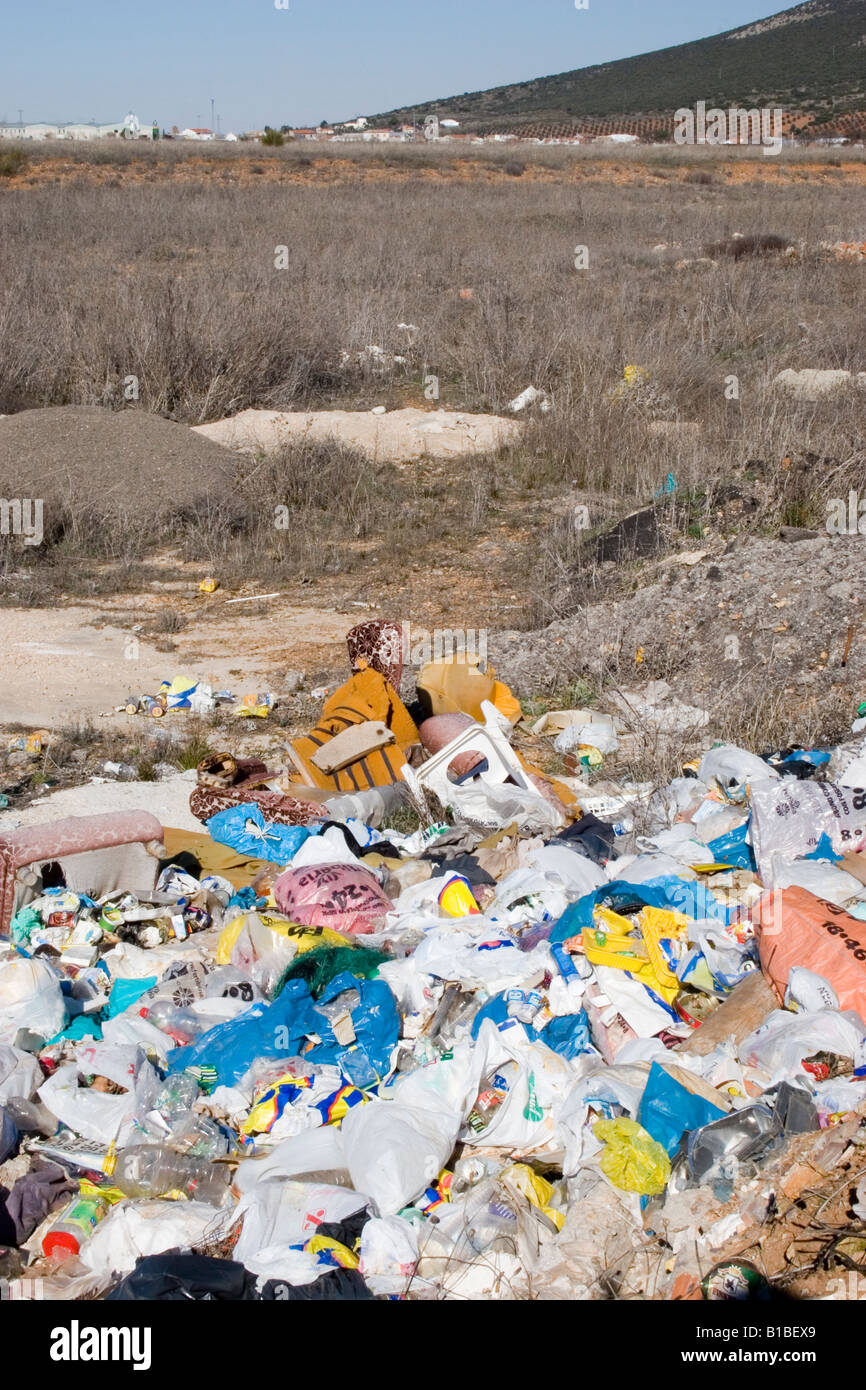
[[0, 812, 164, 936]]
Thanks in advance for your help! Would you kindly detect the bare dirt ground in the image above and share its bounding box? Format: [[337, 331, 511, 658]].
[[1, 596, 353, 729], [7, 153, 866, 192]]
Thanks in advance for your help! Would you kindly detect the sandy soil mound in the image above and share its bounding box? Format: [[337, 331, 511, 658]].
[[193, 407, 521, 462], [0, 406, 239, 515]]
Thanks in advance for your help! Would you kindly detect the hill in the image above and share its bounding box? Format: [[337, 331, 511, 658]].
[[365, 0, 866, 136]]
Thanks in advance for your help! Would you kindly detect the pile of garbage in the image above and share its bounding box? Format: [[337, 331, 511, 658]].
[[116, 675, 274, 721], [1, 625, 866, 1301]]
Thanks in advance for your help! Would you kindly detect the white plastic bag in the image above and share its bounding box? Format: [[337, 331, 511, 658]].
[[784, 967, 839, 1014], [0, 1043, 42, 1102], [0, 957, 65, 1043], [446, 781, 566, 836], [230, 913, 297, 998], [554, 717, 618, 756], [233, 1180, 366, 1266], [358, 1215, 420, 1296], [342, 1044, 480, 1216], [770, 856, 866, 907], [522, 844, 607, 897], [739, 1009, 866, 1085], [457, 1018, 574, 1152], [38, 1043, 159, 1146], [80, 1200, 231, 1276], [101, 1012, 177, 1067], [411, 923, 551, 993], [556, 1061, 651, 1177], [699, 745, 778, 797], [233, 1124, 350, 1193]]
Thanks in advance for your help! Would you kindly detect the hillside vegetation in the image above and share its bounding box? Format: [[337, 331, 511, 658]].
[[367, 0, 866, 132]]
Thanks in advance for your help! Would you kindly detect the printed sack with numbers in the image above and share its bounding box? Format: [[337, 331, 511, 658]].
[[753, 887, 866, 1023]]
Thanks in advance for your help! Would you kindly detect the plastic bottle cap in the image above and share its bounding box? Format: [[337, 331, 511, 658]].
[[42, 1231, 80, 1259]]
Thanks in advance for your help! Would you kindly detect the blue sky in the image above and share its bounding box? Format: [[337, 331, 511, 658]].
[[0, 0, 787, 132]]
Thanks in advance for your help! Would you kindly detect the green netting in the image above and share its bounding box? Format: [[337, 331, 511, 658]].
[[277, 945, 392, 1000]]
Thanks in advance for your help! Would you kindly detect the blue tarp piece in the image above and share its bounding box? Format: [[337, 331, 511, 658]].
[[637, 1060, 726, 1158]]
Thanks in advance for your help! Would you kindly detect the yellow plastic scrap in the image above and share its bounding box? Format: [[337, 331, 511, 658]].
[[593, 1117, 671, 1196], [416, 661, 522, 726], [234, 693, 272, 718], [79, 1178, 125, 1205], [582, 905, 685, 1004], [305, 1235, 360, 1269], [503, 1163, 565, 1231], [608, 364, 650, 402]]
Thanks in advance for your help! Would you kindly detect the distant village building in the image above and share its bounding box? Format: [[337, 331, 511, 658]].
[[0, 112, 146, 141]]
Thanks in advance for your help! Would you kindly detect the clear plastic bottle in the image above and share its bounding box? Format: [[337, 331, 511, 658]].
[[144, 999, 207, 1045], [151, 1073, 200, 1127], [168, 1112, 230, 1160], [112, 1144, 230, 1206], [464, 1180, 521, 1254]]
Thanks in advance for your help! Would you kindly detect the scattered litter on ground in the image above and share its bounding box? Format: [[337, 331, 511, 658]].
[[507, 386, 552, 414], [2, 622, 866, 1302]]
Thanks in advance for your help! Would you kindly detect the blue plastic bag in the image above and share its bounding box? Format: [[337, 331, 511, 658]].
[[707, 823, 756, 871], [107, 976, 157, 1019], [637, 1060, 726, 1158], [205, 803, 312, 864], [305, 972, 400, 1087], [167, 979, 318, 1087], [167, 973, 401, 1090], [539, 1012, 594, 1060], [470, 992, 594, 1060]]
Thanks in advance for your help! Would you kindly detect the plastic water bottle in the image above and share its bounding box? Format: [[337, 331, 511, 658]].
[[465, 1179, 521, 1254], [112, 1145, 229, 1206], [144, 999, 207, 1045]]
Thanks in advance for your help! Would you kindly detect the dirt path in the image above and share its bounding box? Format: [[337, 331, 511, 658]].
[[1, 598, 354, 730]]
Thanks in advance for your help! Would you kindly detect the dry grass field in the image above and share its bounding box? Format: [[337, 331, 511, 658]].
[[0, 141, 863, 739]]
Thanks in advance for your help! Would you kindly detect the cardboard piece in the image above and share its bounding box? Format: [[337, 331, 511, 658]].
[[675, 971, 779, 1057], [310, 720, 395, 774]]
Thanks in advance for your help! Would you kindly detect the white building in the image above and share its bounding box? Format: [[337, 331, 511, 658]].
[[0, 113, 147, 141]]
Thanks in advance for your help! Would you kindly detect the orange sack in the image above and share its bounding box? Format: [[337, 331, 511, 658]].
[[755, 886, 866, 1020]]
